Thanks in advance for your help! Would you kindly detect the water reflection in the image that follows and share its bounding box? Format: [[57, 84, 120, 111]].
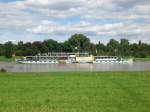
[[0, 61, 150, 72]]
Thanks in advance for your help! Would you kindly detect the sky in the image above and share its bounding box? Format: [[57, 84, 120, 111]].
[[0, 0, 150, 43]]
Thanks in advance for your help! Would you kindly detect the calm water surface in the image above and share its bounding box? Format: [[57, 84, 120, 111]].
[[0, 61, 150, 72]]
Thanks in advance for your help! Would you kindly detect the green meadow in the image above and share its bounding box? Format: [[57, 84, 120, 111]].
[[0, 72, 150, 112]]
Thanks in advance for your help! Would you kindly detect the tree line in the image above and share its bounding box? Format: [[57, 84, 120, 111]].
[[0, 34, 150, 58]]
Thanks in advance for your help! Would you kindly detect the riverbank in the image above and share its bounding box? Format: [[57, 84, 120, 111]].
[[0, 72, 149, 112], [0, 56, 22, 62], [134, 56, 150, 61]]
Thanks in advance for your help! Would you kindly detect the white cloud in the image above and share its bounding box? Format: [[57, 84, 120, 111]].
[[27, 20, 150, 43], [0, 0, 150, 43]]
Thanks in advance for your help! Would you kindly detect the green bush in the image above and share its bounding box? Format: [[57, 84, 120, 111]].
[[0, 68, 7, 73]]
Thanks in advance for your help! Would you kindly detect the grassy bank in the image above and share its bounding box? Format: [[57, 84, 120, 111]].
[[0, 72, 150, 112], [134, 56, 150, 61], [0, 56, 22, 62]]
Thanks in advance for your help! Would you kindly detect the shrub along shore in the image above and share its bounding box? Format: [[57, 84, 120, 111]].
[[0, 72, 149, 112]]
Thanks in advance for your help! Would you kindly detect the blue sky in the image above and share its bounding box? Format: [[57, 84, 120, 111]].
[[0, 0, 150, 43]]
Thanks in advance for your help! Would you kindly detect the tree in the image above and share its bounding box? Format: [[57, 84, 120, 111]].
[[119, 39, 130, 56], [31, 41, 44, 55], [67, 34, 91, 52], [96, 42, 106, 55], [138, 43, 149, 58], [23, 42, 33, 56], [43, 39, 59, 52], [61, 41, 72, 52], [15, 41, 24, 56], [138, 40, 142, 46], [0, 34, 150, 58], [89, 43, 96, 55], [0, 44, 4, 56], [4, 42, 14, 58], [107, 39, 119, 55]]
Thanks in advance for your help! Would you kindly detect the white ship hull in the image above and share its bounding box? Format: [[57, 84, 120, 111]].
[[17, 60, 59, 64], [93, 59, 133, 64]]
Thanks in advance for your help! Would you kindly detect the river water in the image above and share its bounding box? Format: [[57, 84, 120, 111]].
[[0, 61, 150, 72]]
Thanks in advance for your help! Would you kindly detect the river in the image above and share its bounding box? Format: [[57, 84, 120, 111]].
[[0, 61, 150, 72]]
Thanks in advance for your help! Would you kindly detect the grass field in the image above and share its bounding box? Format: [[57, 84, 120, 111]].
[[0, 72, 150, 112]]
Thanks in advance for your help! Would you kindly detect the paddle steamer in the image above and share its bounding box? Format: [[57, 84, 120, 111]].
[[17, 52, 133, 64]]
